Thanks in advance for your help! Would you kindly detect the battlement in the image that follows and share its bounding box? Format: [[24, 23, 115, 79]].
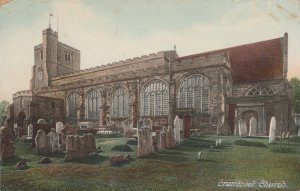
[[52, 50, 175, 80], [13, 90, 32, 99], [58, 42, 80, 52], [43, 27, 57, 37]]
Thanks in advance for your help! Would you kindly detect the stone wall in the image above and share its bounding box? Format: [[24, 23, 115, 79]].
[[33, 51, 231, 133], [65, 134, 96, 160]]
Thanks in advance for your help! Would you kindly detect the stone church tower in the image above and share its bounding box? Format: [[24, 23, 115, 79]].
[[30, 27, 80, 90]]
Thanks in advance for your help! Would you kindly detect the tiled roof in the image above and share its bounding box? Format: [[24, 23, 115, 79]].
[[177, 37, 283, 84]]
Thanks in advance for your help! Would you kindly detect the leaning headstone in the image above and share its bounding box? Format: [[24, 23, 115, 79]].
[[248, 117, 257, 136], [174, 115, 181, 143], [238, 119, 247, 137], [37, 119, 47, 124], [269, 116, 276, 144], [35, 130, 50, 154], [285, 132, 290, 139], [27, 124, 33, 140], [48, 128, 60, 152]]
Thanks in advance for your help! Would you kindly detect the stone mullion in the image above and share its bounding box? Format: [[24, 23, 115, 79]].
[[77, 92, 85, 122], [99, 91, 106, 126]]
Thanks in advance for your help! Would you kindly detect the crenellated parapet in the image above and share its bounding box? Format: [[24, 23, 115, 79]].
[[13, 90, 33, 99], [52, 51, 173, 80]]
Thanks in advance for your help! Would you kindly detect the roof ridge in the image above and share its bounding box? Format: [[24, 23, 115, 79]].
[[178, 37, 282, 60]]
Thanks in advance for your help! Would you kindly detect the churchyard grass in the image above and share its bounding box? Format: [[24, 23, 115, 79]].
[[1, 135, 299, 191]]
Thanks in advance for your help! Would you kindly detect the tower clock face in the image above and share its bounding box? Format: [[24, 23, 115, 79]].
[[38, 70, 43, 81]]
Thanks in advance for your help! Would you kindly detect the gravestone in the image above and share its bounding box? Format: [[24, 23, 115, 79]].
[[137, 127, 153, 157], [14, 123, 19, 137], [0, 121, 15, 159], [143, 118, 152, 130], [215, 139, 219, 147], [285, 132, 290, 139], [298, 128, 300, 137], [166, 126, 176, 149], [32, 124, 52, 147], [15, 161, 28, 170], [174, 115, 181, 143], [60, 125, 78, 151], [234, 125, 239, 136], [35, 130, 50, 154], [248, 117, 257, 136], [238, 119, 247, 137], [55, 122, 64, 135], [269, 116, 276, 143], [160, 128, 167, 150], [48, 128, 59, 152], [154, 131, 161, 151], [37, 119, 47, 124], [197, 151, 202, 161], [27, 124, 33, 140]]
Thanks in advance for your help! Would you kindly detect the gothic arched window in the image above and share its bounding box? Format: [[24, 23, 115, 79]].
[[85, 89, 101, 120], [178, 74, 210, 113], [247, 85, 276, 96], [112, 85, 129, 118], [142, 80, 169, 116], [66, 92, 80, 119]]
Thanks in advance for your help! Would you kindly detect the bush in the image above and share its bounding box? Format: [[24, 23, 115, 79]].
[[111, 144, 133, 152], [126, 139, 137, 145], [234, 140, 266, 147]]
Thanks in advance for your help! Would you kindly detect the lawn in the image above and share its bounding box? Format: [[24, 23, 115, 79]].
[[0, 135, 299, 191]]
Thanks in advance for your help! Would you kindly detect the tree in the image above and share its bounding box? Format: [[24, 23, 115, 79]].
[[290, 77, 300, 113], [0, 100, 9, 126]]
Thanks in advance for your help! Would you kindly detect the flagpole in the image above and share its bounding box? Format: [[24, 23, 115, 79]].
[[49, 11, 51, 28], [57, 11, 59, 38]]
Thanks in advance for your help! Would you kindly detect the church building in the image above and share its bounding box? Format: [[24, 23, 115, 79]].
[[11, 27, 294, 136]]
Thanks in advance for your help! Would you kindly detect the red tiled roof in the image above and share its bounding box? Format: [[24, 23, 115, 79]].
[[177, 37, 283, 84]]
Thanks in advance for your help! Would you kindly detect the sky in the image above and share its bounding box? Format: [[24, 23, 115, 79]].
[[0, 0, 300, 102]]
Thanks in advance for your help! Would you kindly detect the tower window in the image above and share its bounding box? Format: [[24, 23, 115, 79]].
[[65, 52, 71, 62], [40, 50, 43, 60]]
